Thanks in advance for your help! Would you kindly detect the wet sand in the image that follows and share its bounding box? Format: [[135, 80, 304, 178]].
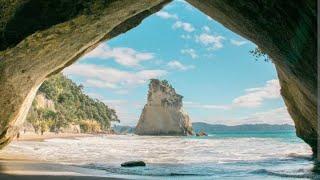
[[0, 133, 124, 180], [0, 159, 124, 180]]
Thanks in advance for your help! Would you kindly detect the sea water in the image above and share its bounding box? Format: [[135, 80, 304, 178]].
[[1, 131, 318, 179]]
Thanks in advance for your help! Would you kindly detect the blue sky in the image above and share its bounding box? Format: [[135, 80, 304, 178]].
[[63, 0, 292, 126]]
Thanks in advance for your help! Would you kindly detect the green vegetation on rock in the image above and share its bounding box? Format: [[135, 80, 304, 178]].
[[249, 47, 270, 62], [26, 73, 119, 134]]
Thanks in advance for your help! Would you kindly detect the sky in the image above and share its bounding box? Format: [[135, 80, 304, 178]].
[[63, 0, 292, 126]]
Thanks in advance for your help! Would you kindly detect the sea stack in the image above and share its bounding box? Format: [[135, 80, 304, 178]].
[[135, 79, 193, 135]]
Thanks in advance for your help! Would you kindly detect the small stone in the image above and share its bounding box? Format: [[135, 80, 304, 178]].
[[196, 131, 208, 136]]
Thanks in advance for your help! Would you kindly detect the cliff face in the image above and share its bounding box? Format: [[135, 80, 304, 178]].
[[135, 79, 193, 136], [34, 93, 55, 111]]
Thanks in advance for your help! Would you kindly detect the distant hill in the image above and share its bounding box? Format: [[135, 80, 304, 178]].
[[192, 122, 295, 134], [114, 122, 295, 134], [26, 73, 119, 134], [113, 125, 135, 134]]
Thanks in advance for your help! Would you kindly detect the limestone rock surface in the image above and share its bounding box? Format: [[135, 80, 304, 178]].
[[135, 79, 193, 136]]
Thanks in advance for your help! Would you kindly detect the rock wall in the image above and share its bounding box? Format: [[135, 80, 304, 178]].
[[34, 93, 55, 111], [0, 0, 317, 155], [186, 0, 317, 155], [60, 124, 81, 134], [0, 0, 171, 148], [135, 79, 193, 135]]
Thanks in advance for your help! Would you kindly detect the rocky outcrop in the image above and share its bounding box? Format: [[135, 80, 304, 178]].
[[0, 1, 317, 155], [59, 124, 81, 134], [34, 93, 55, 111], [135, 79, 193, 136]]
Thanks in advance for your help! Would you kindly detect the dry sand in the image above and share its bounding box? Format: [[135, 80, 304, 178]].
[[15, 131, 94, 141]]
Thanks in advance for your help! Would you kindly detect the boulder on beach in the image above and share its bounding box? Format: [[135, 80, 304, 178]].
[[121, 161, 146, 167], [196, 131, 208, 137]]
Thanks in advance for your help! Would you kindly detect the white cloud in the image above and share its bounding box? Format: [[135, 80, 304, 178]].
[[156, 11, 178, 20], [230, 39, 248, 46], [167, 60, 194, 71], [195, 107, 292, 125], [202, 26, 211, 33], [184, 101, 230, 110], [180, 34, 191, 40], [85, 79, 118, 89], [63, 63, 167, 90], [196, 33, 225, 50], [240, 107, 293, 125], [173, 21, 195, 32], [232, 79, 281, 108], [84, 44, 154, 67], [181, 48, 198, 59], [185, 79, 282, 110]]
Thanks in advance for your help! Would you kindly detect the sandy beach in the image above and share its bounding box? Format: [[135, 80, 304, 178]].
[[0, 159, 125, 180], [0, 132, 123, 180], [15, 132, 94, 142], [0, 131, 315, 179]]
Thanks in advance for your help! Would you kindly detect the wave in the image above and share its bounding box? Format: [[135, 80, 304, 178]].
[[80, 163, 208, 177], [251, 169, 318, 179]]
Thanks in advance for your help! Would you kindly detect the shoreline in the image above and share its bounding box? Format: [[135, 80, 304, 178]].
[[1, 132, 126, 179], [14, 132, 98, 142], [0, 159, 125, 180], [1, 132, 315, 179]]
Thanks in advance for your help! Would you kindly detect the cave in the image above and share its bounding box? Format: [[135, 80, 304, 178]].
[[0, 0, 317, 158]]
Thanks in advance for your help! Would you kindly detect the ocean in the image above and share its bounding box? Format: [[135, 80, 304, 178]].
[[0, 131, 317, 179]]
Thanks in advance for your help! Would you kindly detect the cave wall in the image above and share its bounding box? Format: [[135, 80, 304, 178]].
[[0, 0, 171, 148], [0, 0, 317, 155], [186, 0, 317, 154]]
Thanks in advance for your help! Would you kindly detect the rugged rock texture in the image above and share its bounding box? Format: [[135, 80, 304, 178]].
[[135, 79, 193, 136], [186, 0, 317, 154], [60, 124, 81, 134], [33, 93, 55, 111], [0, 0, 317, 155], [0, 0, 171, 148]]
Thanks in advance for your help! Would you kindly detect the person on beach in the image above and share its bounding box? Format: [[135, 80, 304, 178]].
[[16, 132, 20, 140]]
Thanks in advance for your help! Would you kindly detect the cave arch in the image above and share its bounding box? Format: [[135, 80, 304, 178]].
[[0, 0, 317, 155]]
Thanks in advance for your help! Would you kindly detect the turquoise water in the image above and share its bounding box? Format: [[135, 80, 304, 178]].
[[1, 131, 318, 179], [191, 131, 302, 143]]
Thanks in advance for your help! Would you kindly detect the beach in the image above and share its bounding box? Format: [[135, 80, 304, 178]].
[[15, 131, 94, 142], [0, 132, 124, 180], [0, 159, 125, 180], [0, 131, 317, 179], [3, 121, 314, 179]]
